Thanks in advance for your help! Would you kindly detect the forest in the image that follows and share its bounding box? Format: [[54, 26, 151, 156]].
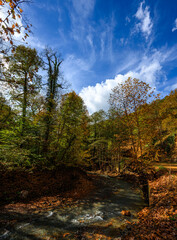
[[1, 47, 177, 172], [0, 1, 177, 240]]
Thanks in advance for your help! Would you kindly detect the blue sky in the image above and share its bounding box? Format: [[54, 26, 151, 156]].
[[23, 0, 177, 113]]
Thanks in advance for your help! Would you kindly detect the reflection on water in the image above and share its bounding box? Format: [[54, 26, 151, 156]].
[[0, 176, 146, 240]]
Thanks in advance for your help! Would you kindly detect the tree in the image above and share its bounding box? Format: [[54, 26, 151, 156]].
[[0, 93, 14, 130], [89, 110, 107, 170], [56, 91, 89, 166], [107, 107, 129, 173], [110, 77, 153, 160], [43, 48, 63, 153], [3, 45, 42, 134]]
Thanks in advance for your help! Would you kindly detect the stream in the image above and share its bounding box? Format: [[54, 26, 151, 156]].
[[0, 175, 146, 240]]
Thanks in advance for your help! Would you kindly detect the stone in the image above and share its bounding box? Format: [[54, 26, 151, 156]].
[[20, 190, 29, 199]]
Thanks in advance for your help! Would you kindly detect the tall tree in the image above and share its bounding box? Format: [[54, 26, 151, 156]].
[[43, 48, 63, 153], [3, 45, 42, 134], [110, 77, 153, 160], [89, 110, 107, 169], [107, 107, 129, 172], [56, 91, 89, 165]]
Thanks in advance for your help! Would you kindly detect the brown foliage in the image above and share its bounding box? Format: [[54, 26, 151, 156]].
[[0, 166, 93, 206], [124, 174, 177, 239]]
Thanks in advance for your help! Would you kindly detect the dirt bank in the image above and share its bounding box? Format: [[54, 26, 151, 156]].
[[0, 166, 94, 206]]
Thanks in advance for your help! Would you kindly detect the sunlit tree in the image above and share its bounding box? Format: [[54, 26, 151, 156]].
[[3, 45, 42, 134], [110, 77, 153, 160]]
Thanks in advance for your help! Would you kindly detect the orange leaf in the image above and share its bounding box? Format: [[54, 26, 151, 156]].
[[19, 8, 23, 13], [9, 2, 13, 8], [0, 1, 3, 6], [63, 233, 69, 237]]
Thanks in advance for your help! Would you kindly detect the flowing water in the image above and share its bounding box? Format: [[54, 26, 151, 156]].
[[0, 175, 146, 239]]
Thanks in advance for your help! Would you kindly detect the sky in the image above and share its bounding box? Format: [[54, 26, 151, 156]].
[[6, 0, 177, 113]]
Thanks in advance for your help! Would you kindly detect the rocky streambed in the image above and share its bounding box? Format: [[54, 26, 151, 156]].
[[0, 175, 146, 240]]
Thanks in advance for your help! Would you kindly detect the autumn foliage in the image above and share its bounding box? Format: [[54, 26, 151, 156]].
[[0, 0, 31, 53], [123, 174, 177, 240]]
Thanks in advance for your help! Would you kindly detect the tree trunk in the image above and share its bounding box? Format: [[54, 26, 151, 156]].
[[22, 72, 27, 135]]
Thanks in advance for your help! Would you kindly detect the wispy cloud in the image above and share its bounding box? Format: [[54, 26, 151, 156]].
[[27, 36, 46, 50], [61, 2, 116, 91], [165, 79, 177, 92], [69, 0, 95, 42], [172, 18, 177, 32], [68, 0, 116, 62], [61, 54, 94, 90], [99, 14, 116, 62], [125, 16, 131, 23], [135, 1, 153, 39], [72, 0, 95, 18]]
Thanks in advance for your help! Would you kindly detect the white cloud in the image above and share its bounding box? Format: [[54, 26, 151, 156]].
[[165, 81, 177, 92], [80, 74, 128, 114], [79, 51, 165, 114], [80, 43, 177, 114], [172, 18, 177, 32], [135, 1, 153, 39], [72, 0, 95, 18], [171, 83, 177, 90], [125, 16, 131, 23]]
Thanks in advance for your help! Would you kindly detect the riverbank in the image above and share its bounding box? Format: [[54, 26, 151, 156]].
[[123, 173, 177, 239], [0, 166, 94, 206], [88, 169, 177, 239]]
